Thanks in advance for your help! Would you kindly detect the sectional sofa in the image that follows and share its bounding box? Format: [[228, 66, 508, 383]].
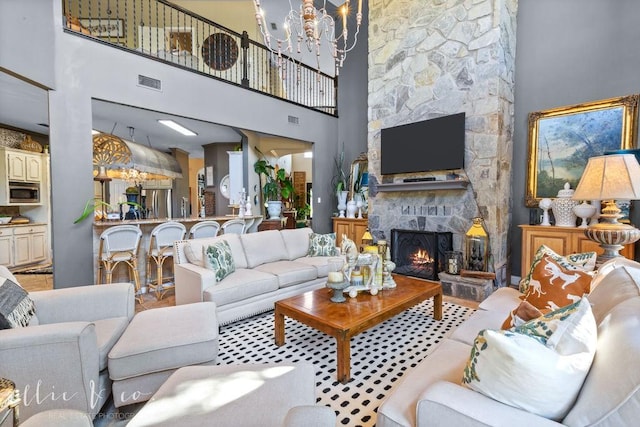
[[377, 257, 640, 426], [173, 228, 336, 325]]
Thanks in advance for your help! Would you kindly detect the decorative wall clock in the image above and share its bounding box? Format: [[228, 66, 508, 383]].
[[201, 33, 238, 71]]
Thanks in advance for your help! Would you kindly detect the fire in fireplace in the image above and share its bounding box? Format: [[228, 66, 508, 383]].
[[390, 229, 453, 281]]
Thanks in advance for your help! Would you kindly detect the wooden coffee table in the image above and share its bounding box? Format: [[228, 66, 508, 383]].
[[274, 274, 442, 383]]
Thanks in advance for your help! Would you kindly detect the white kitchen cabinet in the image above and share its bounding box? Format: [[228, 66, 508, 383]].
[[0, 147, 46, 205], [2, 225, 48, 267], [0, 228, 13, 266], [2, 147, 43, 182]]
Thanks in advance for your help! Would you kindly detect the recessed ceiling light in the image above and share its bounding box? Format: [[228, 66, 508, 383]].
[[158, 119, 197, 136]]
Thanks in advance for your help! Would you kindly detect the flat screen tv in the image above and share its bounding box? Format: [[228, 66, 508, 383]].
[[380, 112, 465, 175]]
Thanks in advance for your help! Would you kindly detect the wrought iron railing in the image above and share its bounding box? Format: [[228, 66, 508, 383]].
[[62, 0, 337, 116]]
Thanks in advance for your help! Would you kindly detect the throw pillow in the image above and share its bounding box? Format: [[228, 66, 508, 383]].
[[203, 240, 235, 282], [0, 277, 36, 329], [462, 297, 597, 421], [308, 233, 338, 257], [519, 245, 596, 293], [502, 254, 592, 329]]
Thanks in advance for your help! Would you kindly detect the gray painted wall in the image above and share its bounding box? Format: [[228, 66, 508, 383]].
[[512, 0, 640, 276], [1, 0, 346, 287], [337, 3, 369, 177]]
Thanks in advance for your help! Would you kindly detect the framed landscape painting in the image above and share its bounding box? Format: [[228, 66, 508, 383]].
[[525, 94, 639, 207]]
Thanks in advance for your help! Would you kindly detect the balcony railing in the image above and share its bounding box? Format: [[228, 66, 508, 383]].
[[62, 0, 337, 116]]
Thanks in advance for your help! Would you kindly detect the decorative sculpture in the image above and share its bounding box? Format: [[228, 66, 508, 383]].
[[340, 235, 397, 297]]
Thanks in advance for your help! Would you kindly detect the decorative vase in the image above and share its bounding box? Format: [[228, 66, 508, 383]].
[[355, 193, 364, 219], [266, 200, 282, 219], [337, 190, 348, 218], [346, 200, 357, 218], [551, 182, 579, 227], [573, 201, 597, 228], [539, 198, 553, 226]]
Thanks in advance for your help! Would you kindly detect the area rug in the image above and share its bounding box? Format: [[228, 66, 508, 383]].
[[216, 300, 475, 427]]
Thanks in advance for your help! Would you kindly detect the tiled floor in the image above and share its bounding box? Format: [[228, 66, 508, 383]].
[[16, 273, 479, 311]]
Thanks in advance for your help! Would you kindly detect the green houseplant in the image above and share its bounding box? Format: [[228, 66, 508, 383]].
[[254, 155, 295, 219], [74, 199, 142, 224]]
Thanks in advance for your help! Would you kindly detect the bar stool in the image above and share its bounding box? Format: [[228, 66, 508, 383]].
[[221, 218, 246, 235], [188, 220, 221, 239], [246, 215, 264, 233], [146, 221, 187, 300], [97, 225, 143, 302]]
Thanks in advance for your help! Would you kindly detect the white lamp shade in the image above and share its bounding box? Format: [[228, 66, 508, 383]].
[[572, 154, 640, 201]]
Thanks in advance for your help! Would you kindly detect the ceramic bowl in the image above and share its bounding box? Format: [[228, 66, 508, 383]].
[[0, 217, 12, 224]]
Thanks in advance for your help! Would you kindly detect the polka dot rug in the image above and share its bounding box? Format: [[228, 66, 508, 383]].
[[216, 300, 475, 427]]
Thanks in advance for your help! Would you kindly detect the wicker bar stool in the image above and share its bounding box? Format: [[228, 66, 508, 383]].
[[146, 221, 187, 300], [188, 220, 221, 239], [97, 225, 143, 302], [221, 218, 246, 235]]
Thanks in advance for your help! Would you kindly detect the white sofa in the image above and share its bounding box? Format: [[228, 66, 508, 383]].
[[377, 257, 640, 427], [173, 228, 336, 325]]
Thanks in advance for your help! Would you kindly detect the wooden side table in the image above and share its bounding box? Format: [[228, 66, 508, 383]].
[[0, 378, 20, 427]]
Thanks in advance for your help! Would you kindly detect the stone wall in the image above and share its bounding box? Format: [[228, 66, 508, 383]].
[[367, 0, 518, 285]]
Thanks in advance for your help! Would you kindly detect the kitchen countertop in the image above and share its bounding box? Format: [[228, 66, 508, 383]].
[[0, 222, 47, 228], [92, 215, 262, 228]]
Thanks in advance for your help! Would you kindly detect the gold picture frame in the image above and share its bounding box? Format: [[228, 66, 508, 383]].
[[526, 94, 639, 207]]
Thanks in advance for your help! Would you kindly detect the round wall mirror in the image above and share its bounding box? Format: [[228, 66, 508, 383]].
[[220, 174, 230, 199]]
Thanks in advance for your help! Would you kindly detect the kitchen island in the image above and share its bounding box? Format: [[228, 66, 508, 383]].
[[92, 215, 263, 292]]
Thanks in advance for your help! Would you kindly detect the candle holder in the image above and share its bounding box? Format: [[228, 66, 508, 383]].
[[445, 251, 463, 275]]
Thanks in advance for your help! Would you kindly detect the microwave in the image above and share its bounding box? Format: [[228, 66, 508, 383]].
[[9, 182, 40, 203]]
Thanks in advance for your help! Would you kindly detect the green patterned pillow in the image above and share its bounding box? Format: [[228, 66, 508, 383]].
[[512, 298, 583, 345], [308, 233, 338, 257], [462, 297, 596, 420], [519, 245, 596, 293], [203, 240, 235, 282]]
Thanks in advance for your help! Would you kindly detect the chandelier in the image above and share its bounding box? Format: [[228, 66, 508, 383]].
[[253, 0, 363, 76], [120, 167, 148, 185]]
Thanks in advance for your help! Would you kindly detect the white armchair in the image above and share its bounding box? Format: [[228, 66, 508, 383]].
[[0, 265, 134, 421]]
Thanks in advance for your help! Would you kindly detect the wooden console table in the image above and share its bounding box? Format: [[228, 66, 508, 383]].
[[519, 225, 635, 274], [333, 217, 368, 248]]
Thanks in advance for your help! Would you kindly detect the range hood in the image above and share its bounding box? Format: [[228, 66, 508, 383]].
[[93, 133, 183, 179]]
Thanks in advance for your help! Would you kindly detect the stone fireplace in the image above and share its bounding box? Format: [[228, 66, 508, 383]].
[[366, 0, 517, 287], [390, 229, 452, 281]]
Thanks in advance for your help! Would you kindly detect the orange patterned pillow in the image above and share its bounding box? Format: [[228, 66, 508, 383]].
[[502, 255, 592, 329]]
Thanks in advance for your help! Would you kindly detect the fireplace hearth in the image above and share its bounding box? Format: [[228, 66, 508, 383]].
[[390, 229, 453, 281]]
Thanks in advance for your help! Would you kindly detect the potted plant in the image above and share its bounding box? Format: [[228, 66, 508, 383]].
[[254, 157, 295, 219], [74, 199, 142, 224]]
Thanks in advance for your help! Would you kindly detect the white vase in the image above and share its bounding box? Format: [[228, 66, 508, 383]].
[[337, 191, 348, 218], [267, 200, 282, 219], [346, 200, 357, 218], [355, 194, 364, 219], [539, 198, 552, 226], [551, 182, 578, 227], [573, 201, 597, 228]]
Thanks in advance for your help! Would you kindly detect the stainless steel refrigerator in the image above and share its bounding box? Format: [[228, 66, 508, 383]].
[[146, 189, 173, 219]]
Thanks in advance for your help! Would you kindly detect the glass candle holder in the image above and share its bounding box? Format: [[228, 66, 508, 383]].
[[445, 251, 463, 275]]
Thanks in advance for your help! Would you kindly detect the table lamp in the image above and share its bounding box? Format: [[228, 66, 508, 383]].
[[572, 153, 640, 264]]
